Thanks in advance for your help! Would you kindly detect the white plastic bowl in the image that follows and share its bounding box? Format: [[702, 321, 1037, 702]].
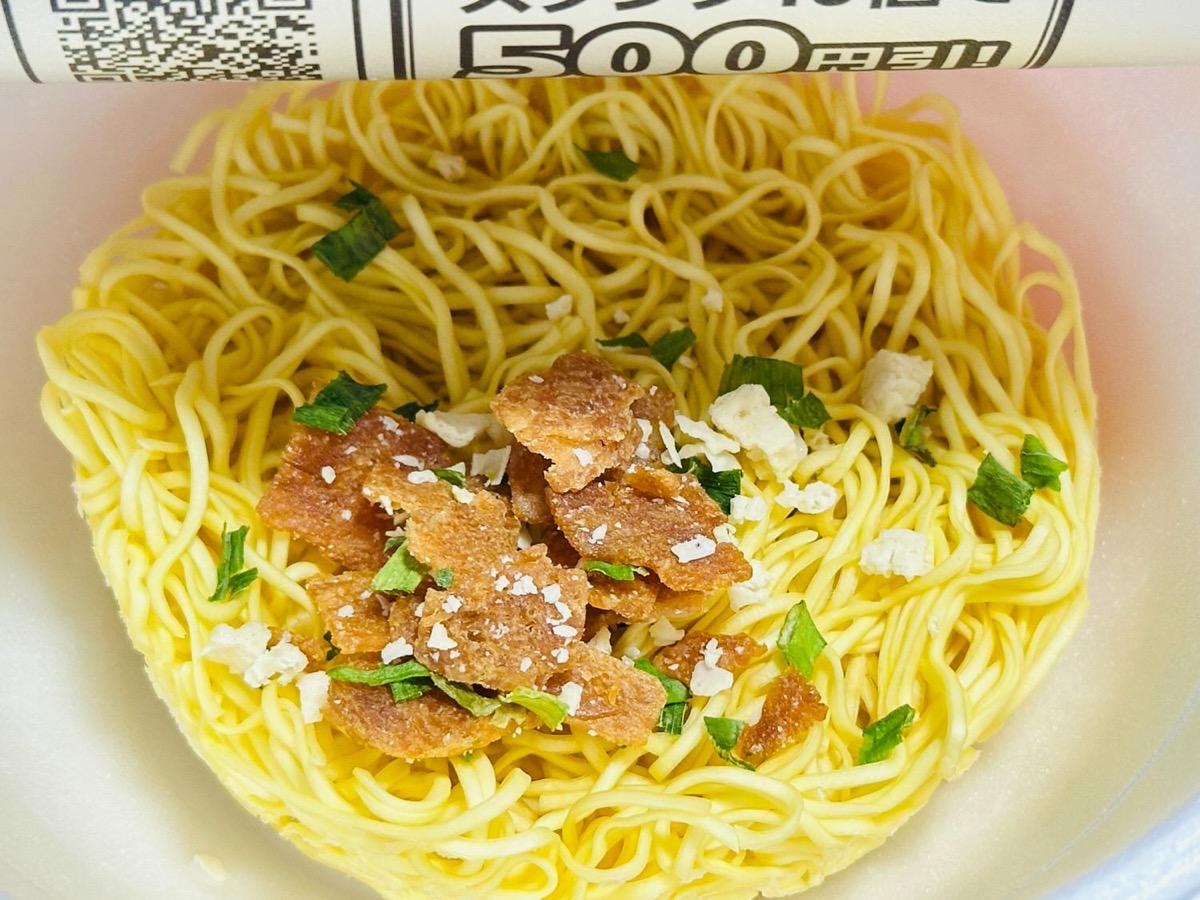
[[2, 68, 1198, 899]]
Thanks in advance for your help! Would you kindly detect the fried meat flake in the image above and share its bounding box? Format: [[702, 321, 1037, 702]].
[[492, 352, 645, 492], [506, 443, 553, 526], [549, 465, 752, 592], [548, 645, 666, 745], [306, 570, 392, 655], [413, 545, 589, 692], [735, 670, 827, 765], [325, 678, 515, 759], [652, 631, 766, 684], [257, 410, 451, 569]]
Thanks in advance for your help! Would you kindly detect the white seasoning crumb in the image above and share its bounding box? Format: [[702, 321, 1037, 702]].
[[393, 453, 421, 468], [549, 599, 572, 623], [551, 647, 570, 664], [859, 528, 934, 580], [588, 625, 613, 654], [494, 575, 511, 591], [542, 583, 562, 605], [451, 485, 474, 504], [519, 657, 533, 672], [700, 287, 724, 312], [336, 604, 355, 618], [676, 414, 740, 455], [728, 559, 772, 611], [343, 445, 359, 455], [471, 446, 511, 487], [659, 421, 682, 467], [441, 594, 464, 614], [635, 444, 652, 460], [430, 151, 467, 181], [776, 481, 839, 515], [376, 494, 394, 515], [613, 308, 631, 325], [511, 574, 538, 595], [407, 469, 439, 484], [201, 622, 270, 674], [241, 639, 308, 689], [297, 671, 331, 724], [649, 617, 685, 647], [573, 447, 594, 467], [636, 418, 653, 443], [380, 636, 414, 663], [671, 535, 717, 563], [529, 374, 545, 384], [517, 527, 533, 550], [689, 641, 733, 696], [415, 410, 494, 448], [678, 355, 697, 369], [861, 350, 934, 424], [193, 854, 229, 884], [557, 682, 583, 716], [729, 495, 768, 523], [713, 523, 737, 544], [710, 383, 807, 476], [414, 602, 425, 616], [545, 294, 573, 320], [380, 416, 401, 433], [590, 524, 608, 543], [552, 624, 578, 639], [320, 465, 336, 484], [427, 622, 458, 651], [340, 509, 352, 521]]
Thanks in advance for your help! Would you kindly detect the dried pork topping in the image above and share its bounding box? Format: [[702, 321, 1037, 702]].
[[548, 465, 752, 592], [257, 410, 451, 569], [306, 570, 392, 655], [413, 545, 589, 692], [735, 670, 827, 765], [324, 678, 514, 759], [652, 631, 766, 685], [506, 443, 554, 526], [361, 459, 485, 523], [492, 352, 645, 492], [400, 486, 521, 572], [548, 644, 666, 745]]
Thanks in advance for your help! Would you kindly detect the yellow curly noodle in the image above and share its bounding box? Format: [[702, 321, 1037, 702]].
[[38, 74, 1097, 898]]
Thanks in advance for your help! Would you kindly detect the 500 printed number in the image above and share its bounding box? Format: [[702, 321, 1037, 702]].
[[455, 21, 1009, 76]]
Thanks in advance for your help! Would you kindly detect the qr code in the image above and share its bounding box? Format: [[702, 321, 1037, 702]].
[[52, 0, 321, 82]]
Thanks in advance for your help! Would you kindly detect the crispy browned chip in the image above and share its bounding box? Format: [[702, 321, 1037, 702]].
[[306, 570, 392, 655], [325, 680, 512, 759], [361, 460, 487, 523], [735, 670, 827, 765], [402, 487, 521, 572], [413, 545, 589, 692], [506, 443, 553, 525], [387, 590, 424, 648], [547, 645, 666, 746], [492, 352, 645, 492], [257, 410, 451, 569], [548, 465, 752, 592], [653, 631, 766, 684]]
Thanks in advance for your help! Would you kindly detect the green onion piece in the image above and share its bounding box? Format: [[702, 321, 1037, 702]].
[[208, 525, 258, 603], [389, 680, 433, 703], [431, 467, 466, 488], [650, 327, 697, 369], [896, 406, 937, 467], [634, 659, 691, 735], [657, 701, 688, 735], [322, 630, 340, 662], [499, 687, 569, 730], [577, 144, 640, 182], [717, 354, 806, 407], [394, 400, 437, 420], [371, 538, 428, 593], [858, 704, 916, 764], [433, 567, 454, 589], [780, 391, 831, 429], [582, 560, 649, 581], [431, 674, 502, 717], [292, 371, 387, 435], [703, 716, 755, 770], [1020, 434, 1068, 491], [312, 183, 400, 281], [597, 333, 650, 349], [634, 658, 691, 705], [777, 600, 827, 678], [967, 454, 1034, 527], [327, 659, 432, 688], [668, 458, 742, 515], [383, 533, 406, 553]]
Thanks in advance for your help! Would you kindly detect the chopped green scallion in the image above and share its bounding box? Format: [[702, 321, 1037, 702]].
[[777, 600, 826, 678], [208, 524, 258, 603], [292, 371, 386, 435], [1020, 434, 1068, 491], [577, 145, 640, 182], [857, 704, 916, 765], [967, 454, 1034, 526]]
